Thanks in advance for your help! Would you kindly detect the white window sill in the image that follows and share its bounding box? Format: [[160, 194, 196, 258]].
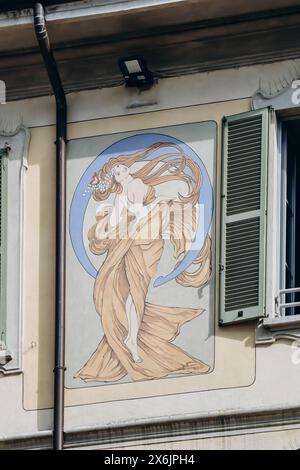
[[256, 314, 300, 344], [263, 314, 300, 329]]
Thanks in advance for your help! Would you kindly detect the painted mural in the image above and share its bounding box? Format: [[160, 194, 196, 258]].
[[67, 124, 215, 387]]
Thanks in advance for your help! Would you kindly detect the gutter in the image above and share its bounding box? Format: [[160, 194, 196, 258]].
[[33, 2, 67, 451]]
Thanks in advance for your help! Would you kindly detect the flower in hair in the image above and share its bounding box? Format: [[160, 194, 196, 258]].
[[88, 169, 115, 193]]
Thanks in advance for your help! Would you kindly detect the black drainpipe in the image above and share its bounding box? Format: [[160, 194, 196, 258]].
[[33, 3, 67, 451]]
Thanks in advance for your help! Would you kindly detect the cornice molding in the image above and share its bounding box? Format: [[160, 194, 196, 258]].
[[2, 7, 300, 100]]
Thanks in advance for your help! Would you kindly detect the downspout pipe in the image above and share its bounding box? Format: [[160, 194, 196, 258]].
[[34, 3, 67, 451]]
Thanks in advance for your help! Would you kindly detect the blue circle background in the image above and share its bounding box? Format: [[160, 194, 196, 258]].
[[69, 133, 213, 287]]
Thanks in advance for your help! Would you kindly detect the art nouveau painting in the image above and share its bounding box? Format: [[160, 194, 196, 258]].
[[66, 123, 216, 389]]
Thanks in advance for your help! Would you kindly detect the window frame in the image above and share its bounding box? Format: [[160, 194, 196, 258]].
[[256, 111, 300, 343], [278, 117, 300, 317], [0, 125, 29, 374], [0, 147, 8, 344]]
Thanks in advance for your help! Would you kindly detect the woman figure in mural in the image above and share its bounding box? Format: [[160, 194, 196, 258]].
[[76, 142, 212, 382]]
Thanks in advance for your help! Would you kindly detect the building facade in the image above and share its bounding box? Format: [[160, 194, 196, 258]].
[[1, 0, 300, 450]]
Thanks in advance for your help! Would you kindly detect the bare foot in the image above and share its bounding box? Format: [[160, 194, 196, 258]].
[[124, 338, 142, 363]]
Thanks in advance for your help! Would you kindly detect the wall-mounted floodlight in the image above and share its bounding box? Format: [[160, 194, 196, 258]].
[[118, 56, 154, 89]]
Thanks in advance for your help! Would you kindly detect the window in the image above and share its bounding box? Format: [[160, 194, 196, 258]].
[[238, 90, 300, 340], [220, 106, 300, 337], [280, 119, 300, 317]]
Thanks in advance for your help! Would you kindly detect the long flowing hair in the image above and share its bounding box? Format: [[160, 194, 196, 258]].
[[90, 142, 201, 206], [89, 142, 211, 288]]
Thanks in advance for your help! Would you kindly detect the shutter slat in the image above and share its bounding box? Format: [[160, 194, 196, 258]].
[[228, 119, 262, 129], [220, 109, 268, 324], [228, 159, 262, 170], [229, 128, 262, 139], [228, 142, 262, 155], [228, 136, 262, 148], [227, 149, 262, 161]]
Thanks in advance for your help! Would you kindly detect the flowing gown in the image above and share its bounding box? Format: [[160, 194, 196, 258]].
[[76, 187, 210, 382]]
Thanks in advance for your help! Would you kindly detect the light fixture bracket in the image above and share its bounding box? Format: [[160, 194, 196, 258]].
[[118, 56, 154, 90]]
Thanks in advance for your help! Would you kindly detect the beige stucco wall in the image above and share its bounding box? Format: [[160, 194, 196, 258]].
[[1, 58, 300, 447]]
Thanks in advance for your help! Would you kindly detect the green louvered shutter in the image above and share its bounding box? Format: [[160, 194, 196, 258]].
[[220, 108, 269, 324], [0, 152, 8, 342]]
